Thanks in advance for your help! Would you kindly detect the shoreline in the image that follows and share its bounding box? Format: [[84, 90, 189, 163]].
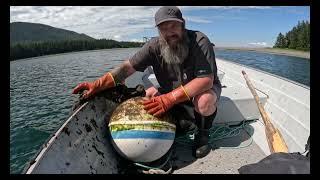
[[10, 47, 141, 62], [215, 47, 310, 59]]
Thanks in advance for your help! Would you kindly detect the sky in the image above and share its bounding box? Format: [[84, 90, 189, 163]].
[[10, 6, 310, 47]]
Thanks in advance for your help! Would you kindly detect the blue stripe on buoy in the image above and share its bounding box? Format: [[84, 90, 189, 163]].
[[111, 130, 175, 140]]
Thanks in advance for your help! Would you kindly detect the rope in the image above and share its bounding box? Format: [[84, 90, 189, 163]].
[[140, 163, 172, 174], [133, 119, 258, 173], [175, 119, 257, 149], [134, 149, 173, 174]]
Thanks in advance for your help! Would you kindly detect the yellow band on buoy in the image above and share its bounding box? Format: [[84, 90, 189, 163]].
[[181, 85, 191, 101], [108, 72, 116, 87]]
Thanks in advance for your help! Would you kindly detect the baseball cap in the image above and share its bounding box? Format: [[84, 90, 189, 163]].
[[155, 6, 184, 26]]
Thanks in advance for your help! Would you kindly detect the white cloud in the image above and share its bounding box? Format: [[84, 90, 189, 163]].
[[184, 16, 212, 23], [179, 6, 272, 11], [129, 38, 144, 42], [10, 6, 159, 40], [113, 35, 121, 40], [10, 6, 273, 41], [248, 42, 269, 47]]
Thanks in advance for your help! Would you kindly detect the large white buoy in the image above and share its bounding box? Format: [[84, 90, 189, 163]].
[[108, 97, 176, 162]]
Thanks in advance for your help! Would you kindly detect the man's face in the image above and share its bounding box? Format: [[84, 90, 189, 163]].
[[158, 20, 189, 65], [158, 21, 184, 47]]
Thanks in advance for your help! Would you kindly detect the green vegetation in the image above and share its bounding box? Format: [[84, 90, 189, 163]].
[[274, 20, 310, 51], [109, 123, 175, 132], [10, 22, 94, 44], [10, 39, 143, 61], [10, 22, 144, 61]]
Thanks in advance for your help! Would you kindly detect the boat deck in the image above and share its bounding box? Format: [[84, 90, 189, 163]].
[[172, 127, 266, 174], [119, 124, 267, 174]]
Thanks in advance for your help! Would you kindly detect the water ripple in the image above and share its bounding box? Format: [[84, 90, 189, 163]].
[[215, 49, 310, 86]]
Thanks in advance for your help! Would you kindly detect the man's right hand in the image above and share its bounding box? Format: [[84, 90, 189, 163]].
[[72, 82, 97, 99], [72, 72, 116, 99]]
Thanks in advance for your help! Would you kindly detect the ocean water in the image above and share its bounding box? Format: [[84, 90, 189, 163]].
[[214, 49, 310, 87], [10, 48, 310, 174]]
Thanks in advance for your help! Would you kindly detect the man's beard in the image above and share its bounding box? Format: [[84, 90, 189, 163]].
[[159, 32, 189, 65]]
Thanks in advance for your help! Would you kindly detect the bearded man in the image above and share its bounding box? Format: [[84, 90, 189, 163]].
[[72, 6, 222, 158]]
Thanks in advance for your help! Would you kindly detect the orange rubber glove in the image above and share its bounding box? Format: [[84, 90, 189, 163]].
[[72, 72, 116, 99], [142, 85, 191, 117]]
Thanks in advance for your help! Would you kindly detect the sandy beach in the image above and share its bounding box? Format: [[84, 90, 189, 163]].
[[215, 47, 310, 59]]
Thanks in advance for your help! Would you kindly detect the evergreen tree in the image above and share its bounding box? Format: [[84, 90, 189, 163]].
[[274, 20, 310, 51], [274, 33, 286, 48], [10, 39, 143, 61]]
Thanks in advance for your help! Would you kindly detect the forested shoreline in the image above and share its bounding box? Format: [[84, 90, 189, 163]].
[[10, 39, 143, 61], [273, 21, 310, 51]]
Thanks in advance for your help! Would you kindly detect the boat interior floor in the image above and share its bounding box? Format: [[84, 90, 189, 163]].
[[172, 127, 266, 174], [118, 126, 267, 174]]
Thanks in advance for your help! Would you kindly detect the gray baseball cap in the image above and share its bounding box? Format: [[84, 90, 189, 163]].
[[155, 6, 184, 26]]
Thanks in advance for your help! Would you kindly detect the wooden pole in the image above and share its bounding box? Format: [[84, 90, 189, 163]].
[[242, 70, 288, 153]]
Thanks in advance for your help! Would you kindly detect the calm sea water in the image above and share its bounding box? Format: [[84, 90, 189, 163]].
[[214, 49, 310, 86], [10, 48, 310, 174]]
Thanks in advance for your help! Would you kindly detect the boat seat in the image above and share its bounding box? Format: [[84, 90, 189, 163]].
[[215, 77, 268, 125]]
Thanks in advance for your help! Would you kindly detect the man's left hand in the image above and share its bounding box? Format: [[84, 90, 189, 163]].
[[142, 94, 175, 118], [142, 85, 191, 118]]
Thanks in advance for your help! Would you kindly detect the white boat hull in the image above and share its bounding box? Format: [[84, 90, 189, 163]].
[[23, 58, 310, 174]]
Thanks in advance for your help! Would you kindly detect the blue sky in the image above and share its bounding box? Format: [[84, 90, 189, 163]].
[[10, 6, 310, 47]]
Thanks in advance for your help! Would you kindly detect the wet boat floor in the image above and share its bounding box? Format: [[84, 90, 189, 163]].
[[118, 128, 267, 174]]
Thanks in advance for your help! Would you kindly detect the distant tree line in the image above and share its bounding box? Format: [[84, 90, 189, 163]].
[[10, 39, 144, 61], [273, 20, 310, 51]]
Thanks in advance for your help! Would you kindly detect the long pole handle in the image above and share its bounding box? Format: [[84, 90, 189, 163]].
[[242, 70, 288, 153]]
